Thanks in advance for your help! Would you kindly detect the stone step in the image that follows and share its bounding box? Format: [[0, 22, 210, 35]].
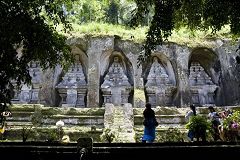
[[134, 126, 188, 133], [6, 121, 33, 127], [115, 132, 136, 143], [134, 114, 186, 125]]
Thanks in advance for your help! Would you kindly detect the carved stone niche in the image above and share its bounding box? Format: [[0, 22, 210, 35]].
[[145, 56, 176, 107], [19, 84, 32, 103], [101, 56, 133, 106], [11, 79, 23, 103], [29, 61, 42, 103], [11, 61, 42, 104], [56, 61, 87, 107], [189, 62, 218, 106]]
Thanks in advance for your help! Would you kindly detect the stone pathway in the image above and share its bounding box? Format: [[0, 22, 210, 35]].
[[104, 103, 135, 143]]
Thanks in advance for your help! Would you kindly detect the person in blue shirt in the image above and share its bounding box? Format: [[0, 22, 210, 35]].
[[142, 103, 158, 143]]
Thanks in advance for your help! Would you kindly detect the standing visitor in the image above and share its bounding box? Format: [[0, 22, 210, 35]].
[[185, 104, 196, 142], [208, 106, 221, 141], [142, 103, 158, 143]]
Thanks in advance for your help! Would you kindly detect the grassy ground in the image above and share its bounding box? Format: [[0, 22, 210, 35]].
[[59, 22, 233, 48]]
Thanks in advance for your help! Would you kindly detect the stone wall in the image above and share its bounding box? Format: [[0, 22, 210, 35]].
[[11, 36, 240, 107], [5, 104, 104, 142]]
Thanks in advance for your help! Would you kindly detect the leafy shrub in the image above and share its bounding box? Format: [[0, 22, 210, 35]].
[[34, 128, 59, 142], [222, 110, 240, 130], [186, 115, 211, 141], [22, 126, 33, 142], [221, 110, 240, 141], [186, 115, 211, 132], [31, 106, 42, 126]]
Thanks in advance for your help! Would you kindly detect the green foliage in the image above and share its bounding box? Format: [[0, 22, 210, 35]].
[[69, 22, 147, 43], [31, 106, 43, 126], [66, 0, 105, 23], [100, 128, 117, 143], [186, 115, 211, 133], [185, 115, 211, 142], [41, 107, 62, 115], [220, 110, 240, 142], [222, 110, 240, 130], [22, 126, 33, 142], [65, 0, 136, 25], [34, 128, 59, 142], [106, 0, 119, 24], [0, 0, 74, 107]]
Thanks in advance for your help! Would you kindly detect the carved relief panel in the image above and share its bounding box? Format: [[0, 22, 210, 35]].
[[11, 61, 42, 104], [145, 56, 176, 107], [101, 56, 132, 106], [56, 56, 87, 107], [189, 62, 218, 106]]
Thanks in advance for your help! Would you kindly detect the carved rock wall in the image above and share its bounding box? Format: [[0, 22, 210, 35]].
[[12, 36, 240, 107]]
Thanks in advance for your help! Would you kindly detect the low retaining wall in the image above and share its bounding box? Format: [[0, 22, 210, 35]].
[[1, 141, 240, 160]]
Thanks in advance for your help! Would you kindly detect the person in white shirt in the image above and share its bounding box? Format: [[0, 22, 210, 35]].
[[185, 104, 196, 141], [208, 106, 221, 141]]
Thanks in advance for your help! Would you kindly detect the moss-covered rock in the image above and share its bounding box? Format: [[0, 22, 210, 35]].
[[134, 88, 146, 108]]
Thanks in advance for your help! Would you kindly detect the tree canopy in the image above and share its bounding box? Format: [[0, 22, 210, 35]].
[[130, 0, 240, 62], [65, 0, 136, 25], [0, 0, 74, 111]]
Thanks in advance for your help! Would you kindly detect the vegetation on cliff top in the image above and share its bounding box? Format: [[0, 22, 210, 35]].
[[61, 22, 232, 48]]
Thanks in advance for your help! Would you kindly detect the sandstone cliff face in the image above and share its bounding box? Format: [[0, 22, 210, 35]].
[[13, 36, 240, 107]]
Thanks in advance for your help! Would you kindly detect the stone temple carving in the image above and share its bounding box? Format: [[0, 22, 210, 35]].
[[12, 61, 42, 103], [56, 62, 87, 107], [189, 62, 218, 106], [145, 57, 175, 107], [101, 56, 132, 106]]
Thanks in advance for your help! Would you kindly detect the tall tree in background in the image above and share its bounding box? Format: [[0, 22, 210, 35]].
[[106, 0, 119, 24], [117, 0, 137, 25], [130, 0, 240, 63], [67, 0, 105, 24], [66, 0, 136, 25], [0, 1, 74, 112]]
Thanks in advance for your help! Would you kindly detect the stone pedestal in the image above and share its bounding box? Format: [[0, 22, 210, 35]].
[[58, 88, 87, 107]]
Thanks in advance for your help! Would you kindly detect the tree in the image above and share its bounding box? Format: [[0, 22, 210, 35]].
[[106, 0, 119, 24], [66, 0, 106, 24], [130, 0, 240, 63], [0, 1, 74, 113]]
